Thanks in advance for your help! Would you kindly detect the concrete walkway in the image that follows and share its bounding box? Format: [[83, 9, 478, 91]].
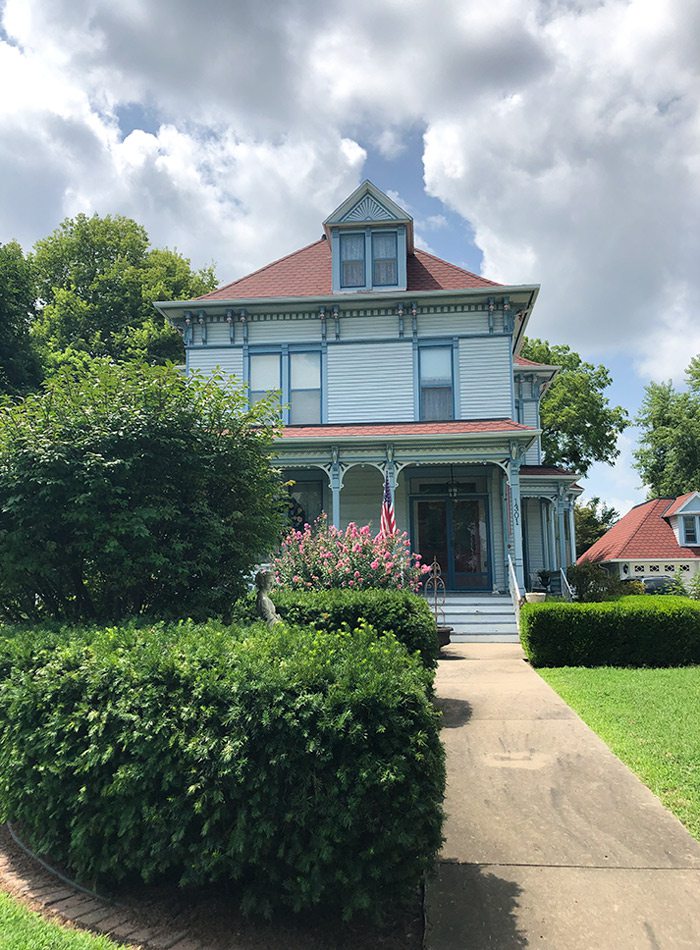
[[425, 643, 700, 949]]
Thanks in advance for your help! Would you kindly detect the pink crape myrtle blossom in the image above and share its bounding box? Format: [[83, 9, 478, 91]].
[[274, 513, 426, 591]]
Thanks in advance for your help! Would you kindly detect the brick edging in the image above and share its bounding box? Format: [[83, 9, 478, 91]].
[[0, 824, 198, 949]]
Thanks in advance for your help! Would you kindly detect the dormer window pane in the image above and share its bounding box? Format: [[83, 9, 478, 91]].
[[372, 232, 398, 286], [684, 516, 698, 545], [340, 233, 365, 288]]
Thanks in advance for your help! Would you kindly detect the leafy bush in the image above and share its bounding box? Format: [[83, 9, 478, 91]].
[[274, 515, 429, 591], [520, 595, 700, 667], [0, 620, 444, 918], [233, 587, 439, 670], [567, 561, 622, 601], [0, 361, 284, 622], [619, 579, 646, 596]]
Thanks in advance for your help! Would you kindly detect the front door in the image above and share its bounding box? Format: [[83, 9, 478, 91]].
[[413, 495, 491, 591]]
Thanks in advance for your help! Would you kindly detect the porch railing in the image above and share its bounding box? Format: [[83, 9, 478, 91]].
[[560, 568, 574, 602], [507, 554, 523, 629]]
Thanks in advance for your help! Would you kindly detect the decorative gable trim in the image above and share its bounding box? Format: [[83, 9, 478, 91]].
[[341, 195, 397, 223], [324, 180, 414, 251]]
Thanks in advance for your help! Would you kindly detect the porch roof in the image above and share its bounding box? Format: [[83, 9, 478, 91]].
[[277, 419, 535, 443]]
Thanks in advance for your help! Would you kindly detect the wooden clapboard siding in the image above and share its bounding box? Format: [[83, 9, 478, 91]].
[[458, 337, 512, 419], [326, 341, 414, 422], [188, 347, 244, 379], [522, 400, 541, 463]]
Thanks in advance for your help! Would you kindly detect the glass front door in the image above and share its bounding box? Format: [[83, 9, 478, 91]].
[[412, 495, 491, 591]]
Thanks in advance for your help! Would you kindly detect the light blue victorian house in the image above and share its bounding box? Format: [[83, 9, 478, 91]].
[[155, 182, 580, 637]]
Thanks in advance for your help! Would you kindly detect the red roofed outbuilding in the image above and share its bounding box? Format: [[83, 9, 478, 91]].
[[578, 493, 700, 584]]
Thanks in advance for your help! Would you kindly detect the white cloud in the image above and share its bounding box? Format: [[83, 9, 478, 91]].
[[0, 0, 698, 394]]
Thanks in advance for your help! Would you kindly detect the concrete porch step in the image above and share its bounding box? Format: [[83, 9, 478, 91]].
[[427, 593, 520, 643]]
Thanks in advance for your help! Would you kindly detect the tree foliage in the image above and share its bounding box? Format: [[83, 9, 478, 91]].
[[31, 214, 216, 367], [0, 360, 284, 622], [521, 338, 628, 475], [574, 495, 619, 558], [0, 241, 43, 397], [634, 359, 700, 497]]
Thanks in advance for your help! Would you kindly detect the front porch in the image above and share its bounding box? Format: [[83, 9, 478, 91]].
[[274, 421, 580, 594]]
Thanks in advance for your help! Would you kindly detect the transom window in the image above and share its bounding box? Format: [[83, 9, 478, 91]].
[[339, 233, 365, 288], [249, 350, 321, 425], [683, 515, 699, 545], [419, 346, 454, 421]]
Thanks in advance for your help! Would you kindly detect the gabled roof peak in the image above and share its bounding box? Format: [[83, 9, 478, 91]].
[[323, 180, 414, 251]]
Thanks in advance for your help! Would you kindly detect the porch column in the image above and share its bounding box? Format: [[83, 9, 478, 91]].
[[567, 500, 577, 566], [508, 456, 525, 590], [540, 499, 551, 571], [330, 447, 342, 529], [556, 489, 567, 572]]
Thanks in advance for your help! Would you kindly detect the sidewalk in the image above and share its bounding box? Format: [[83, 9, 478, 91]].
[[425, 643, 700, 949]]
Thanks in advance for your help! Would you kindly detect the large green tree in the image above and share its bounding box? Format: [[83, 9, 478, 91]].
[[31, 214, 217, 368], [634, 357, 700, 497], [521, 338, 628, 475], [0, 241, 43, 396], [574, 496, 619, 558], [0, 360, 284, 622]]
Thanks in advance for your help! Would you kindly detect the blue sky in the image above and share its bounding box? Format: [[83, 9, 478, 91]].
[[1, 0, 699, 515]]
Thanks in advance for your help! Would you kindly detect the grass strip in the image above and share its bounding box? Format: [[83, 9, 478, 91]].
[[540, 665, 700, 840]]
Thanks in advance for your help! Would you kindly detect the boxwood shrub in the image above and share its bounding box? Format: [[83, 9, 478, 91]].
[[0, 620, 444, 918], [232, 588, 438, 670], [521, 595, 700, 667]]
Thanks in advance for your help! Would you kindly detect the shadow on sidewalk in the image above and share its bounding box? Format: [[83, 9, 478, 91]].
[[434, 696, 472, 729], [426, 861, 527, 949]]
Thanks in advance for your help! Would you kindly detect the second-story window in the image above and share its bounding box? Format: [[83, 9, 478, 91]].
[[249, 350, 321, 424], [372, 232, 398, 286], [339, 233, 365, 288], [290, 352, 321, 424], [420, 346, 454, 421], [250, 353, 281, 408]]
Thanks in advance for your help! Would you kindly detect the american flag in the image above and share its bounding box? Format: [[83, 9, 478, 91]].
[[380, 472, 396, 537]]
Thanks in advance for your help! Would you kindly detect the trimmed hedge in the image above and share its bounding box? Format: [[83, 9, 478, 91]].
[[0, 620, 444, 918], [233, 588, 439, 669], [521, 595, 700, 667]]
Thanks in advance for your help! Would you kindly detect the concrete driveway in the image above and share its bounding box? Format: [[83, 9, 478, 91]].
[[425, 643, 700, 949]]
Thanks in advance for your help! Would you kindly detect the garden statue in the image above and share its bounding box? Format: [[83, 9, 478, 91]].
[[255, 569, 281, 626]]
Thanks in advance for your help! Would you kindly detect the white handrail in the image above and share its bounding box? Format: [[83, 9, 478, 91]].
[[507, 555, 522, 627], [560, 568, 574, 602]]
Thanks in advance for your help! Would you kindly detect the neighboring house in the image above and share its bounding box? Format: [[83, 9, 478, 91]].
[[579, 492, 700, 581], [155, 181, 580, 596]]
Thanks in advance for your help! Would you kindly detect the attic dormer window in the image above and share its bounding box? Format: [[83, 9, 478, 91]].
[[683, 515, 699, 545], [339, 233, 365, 288], [372, 232, 398, 286]]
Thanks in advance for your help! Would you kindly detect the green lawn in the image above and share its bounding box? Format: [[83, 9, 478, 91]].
[[539, 666, 700, 841], [0, 891, 119, 949]]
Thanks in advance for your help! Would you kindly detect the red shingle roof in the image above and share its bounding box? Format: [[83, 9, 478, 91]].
[[579, 498, 700, 562], [514, 356, 555, 369], [198, 240, 500, 301], [278, 419, 532, 440], [662, 492, 698, 519], [521, 465, 576, 477]]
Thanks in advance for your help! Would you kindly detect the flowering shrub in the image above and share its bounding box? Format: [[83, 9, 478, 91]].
[[274, 514, 430, 591]]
